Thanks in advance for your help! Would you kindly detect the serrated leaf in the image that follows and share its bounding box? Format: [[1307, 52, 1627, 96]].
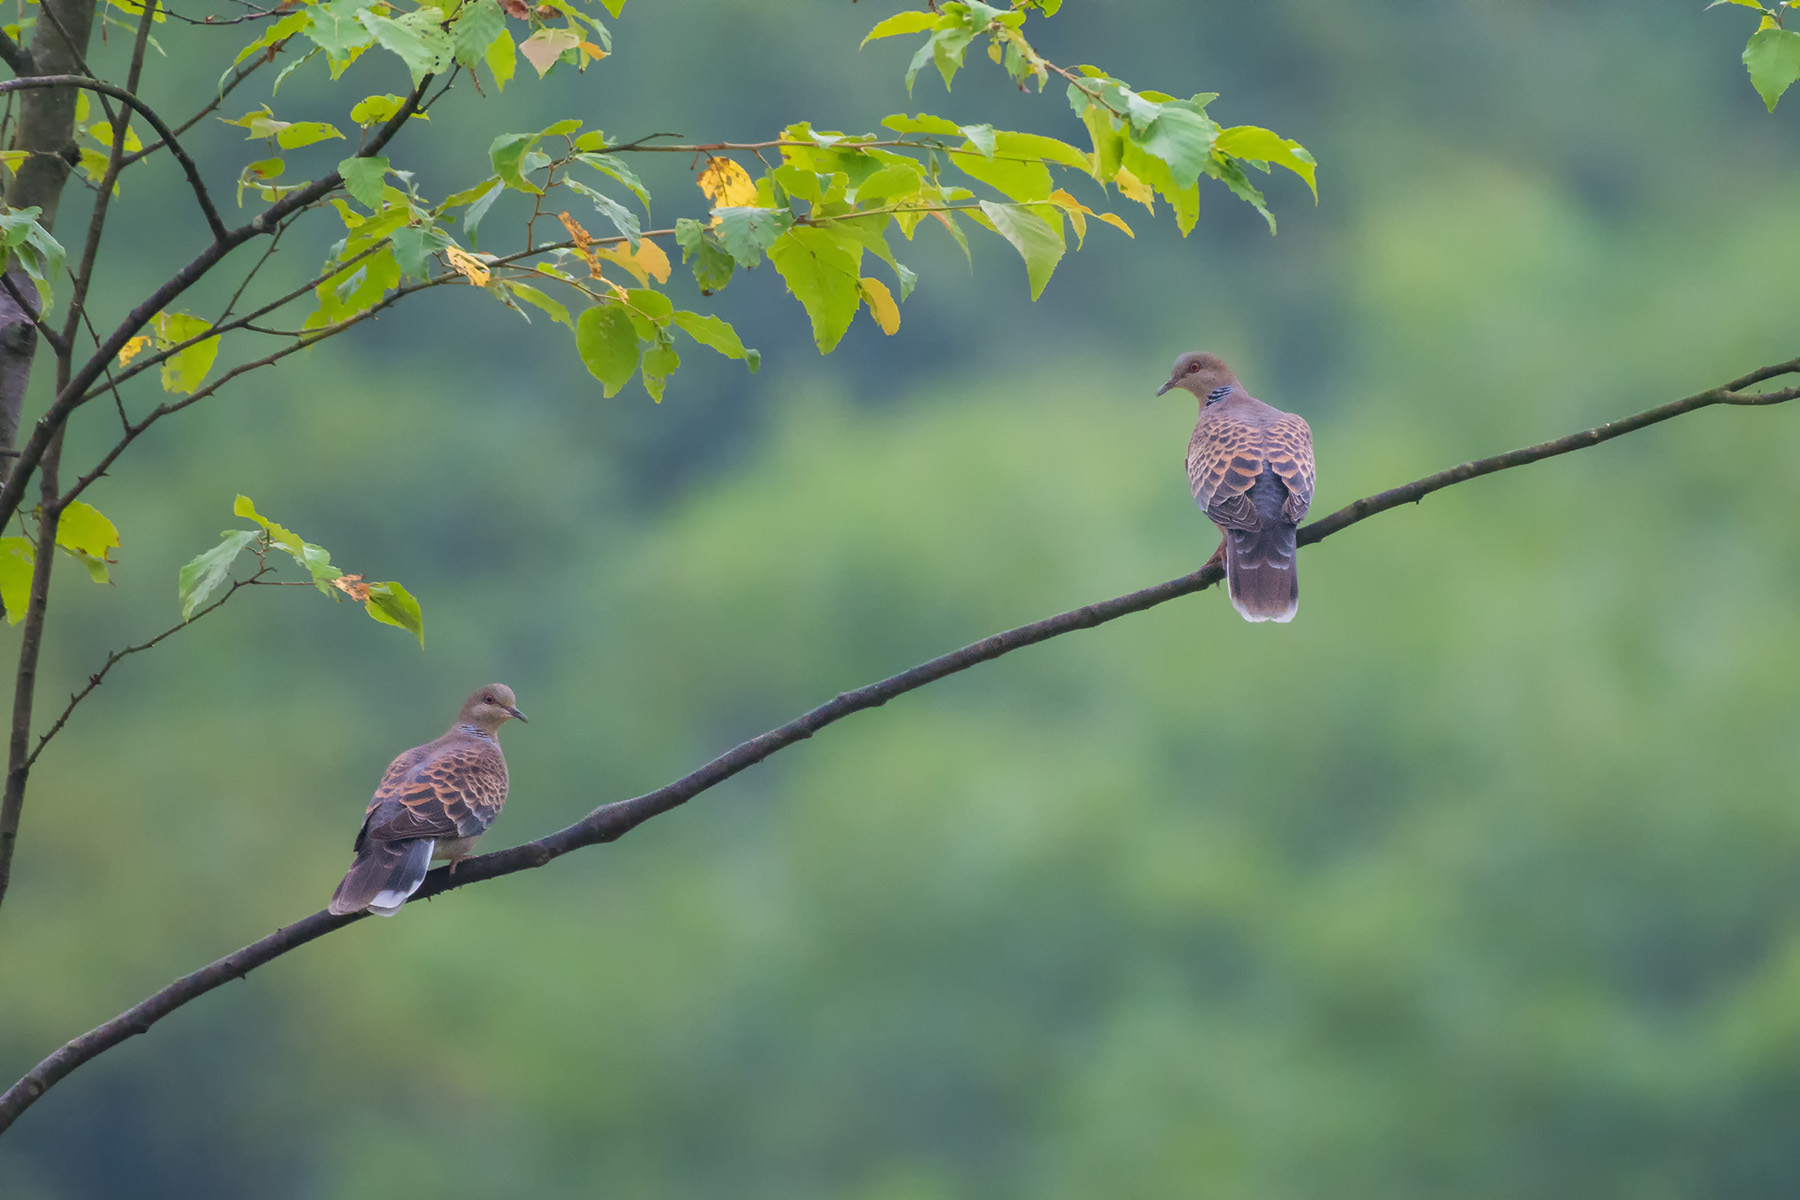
[[1137, 105, 1218, 184], [154, 312, 220, 394], [640, 337, 679, 402], [450, 0, 504, 66], [951, 147, 1053, 202], [713, 207, 793, 267], [359, 8, 453, 85], [178, 529, 257, 620], [490, 132, 542, 194], [576, 303, 641, 396], [1744, 27, 1800, 110], [564, 178, 640, 246], [519, 26, 580, 76], [881, 112, 963, 136], [1215, 125, 1317, 197], [959, 123, 997, 160], [767, 226, 862, 352], [575, 152, 651, 209], [364, 581, 424, 645], [978, 200, 1063, 299], [304, 0, 375, 59], [390, 223, 452, 280], [0, 537, 33, 623], [698, 156, 758, 207], [337, 155, 389, 208]]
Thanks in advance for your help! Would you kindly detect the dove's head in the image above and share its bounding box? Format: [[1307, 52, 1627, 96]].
[[1157, 351, 1240, 401], [460, 683, 528, 731]]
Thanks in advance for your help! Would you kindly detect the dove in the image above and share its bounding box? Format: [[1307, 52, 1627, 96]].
[[1159, 352, 1315, 622], [328, 684, 527, 917]]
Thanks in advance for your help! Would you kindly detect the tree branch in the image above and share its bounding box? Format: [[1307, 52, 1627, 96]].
[[0, 74, 224, 241], [0, 73, 434, 538], [2, 356, 1795, 1134], [27, 568, 267, 769], [0, 32, 33, 77]]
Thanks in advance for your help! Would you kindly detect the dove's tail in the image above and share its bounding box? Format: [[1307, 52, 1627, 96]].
[[1223, 469, 1299, 623], [328, 837, 435, 917]]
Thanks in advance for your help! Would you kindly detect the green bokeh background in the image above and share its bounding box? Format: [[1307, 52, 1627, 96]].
[[4, 1, 1800, 1195]]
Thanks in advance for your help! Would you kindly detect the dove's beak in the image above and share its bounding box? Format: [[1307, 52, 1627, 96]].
[[506, 706, 529, 723], [1155, 378, 1176, 396]]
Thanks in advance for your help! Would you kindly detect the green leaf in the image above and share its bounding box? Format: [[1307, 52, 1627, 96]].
[[575, 153, 652, 209], [1136, 105, 1218, 184], [575, 303, 641, 396], [881, 112, 962, 136], [177, 529, 257, 620], [484, 29, 516, 91], [0, 537, 32, 623], [349, 94, 406, 126], [364, 581, 424, 645], [337, 155, 389, 209], [675, 219, 736, 292], [951, 148, 1053, 202], [767, 226, 862, 352], [505, 281, 573, 327], [358, 8, 454, 86], [640, 337, 679, 402], [55, 501, 120, 562], [450, 0, 504, 67], [978, 199, 1063, 299], [463, 178, 505, 244], [275, 121, 344, 150], [931, 25, 975, 90], [390, 223, 452, 280], [232, 494, 303, 554], [959, 122, 997, 160], [862, 11, 939, 46], [564, 178, 640, 247], [304, 0, 375, 59], [1215, 125, 1317, 197], [994, 130, 1092, 173], [714, 207, 793, 268], [490, 132, 543, 194], [155, 312, 220, 394], [1744, 27, 1800, 111], [854, 162, 925, 205], [1207, 154, 1274, 233], [670, 310, 759, 371]]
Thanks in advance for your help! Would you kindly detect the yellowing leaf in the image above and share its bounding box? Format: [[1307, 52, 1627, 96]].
[[698, 156, 757, 207], [445, 245, 491, 287], [558, 210, 595, 250], [0, 537, 33, 623], [518, 27, 580, 76], [1112, 164, 1156, 211], [1047, 188, 1089, 246], [152, 312, 220, 395], [577, 40, 606, 64], [1094, 211, 1134, 238], [858, 276, 900, 335], [592, 239, 671, 286], [118, 335, 151, 365], [0, 150, 28, 175], [331, 572, 372, 601]]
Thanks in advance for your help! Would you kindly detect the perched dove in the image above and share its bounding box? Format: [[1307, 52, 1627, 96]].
[[1158, 352, 1315, 623], [328, 684, 528, 917]]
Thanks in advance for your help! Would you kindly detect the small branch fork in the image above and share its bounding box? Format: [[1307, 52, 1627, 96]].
[[1, 356, 1795, 1132]]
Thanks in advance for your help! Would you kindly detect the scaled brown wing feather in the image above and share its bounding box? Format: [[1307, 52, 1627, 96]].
[[1263, 412, 1316, 524], [1187, 417, 1266, 513], [359, 742, 507, 845]]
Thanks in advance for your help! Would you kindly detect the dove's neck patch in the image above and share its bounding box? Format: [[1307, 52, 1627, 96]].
[[1206, 385, 1234, 405]]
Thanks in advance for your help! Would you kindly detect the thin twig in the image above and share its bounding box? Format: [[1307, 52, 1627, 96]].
[[27, 569, 268, 768], [0, 74, 224, 239], [4, 355, 1796, 1132]]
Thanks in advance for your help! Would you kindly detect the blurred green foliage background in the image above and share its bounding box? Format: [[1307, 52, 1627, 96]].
[[4, 1, 1800, 1195]]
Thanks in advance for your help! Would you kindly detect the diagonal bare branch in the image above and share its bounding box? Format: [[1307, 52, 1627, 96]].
[[2, 355, 1795, 1134]]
